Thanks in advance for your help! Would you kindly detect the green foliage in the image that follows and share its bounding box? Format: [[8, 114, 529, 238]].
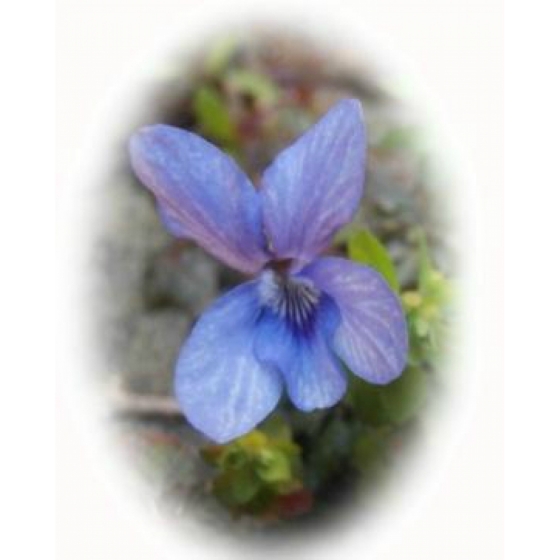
[[403, 232, 453, 366], [347, 229, 400, 292], [226, 69, 280, 107], [347, 366, 428, 427], [193, 86, 237, 147], [350, 427, 392, 475], [303, 418, 359, 491], [417, 234, 452, 304], [200, 416, 307, 517], [378, 366, 428, 424], [255, 449, 292, 483], [377, 126, 419, 151], [337, 229, 451, 483], [213, 465, 261, 507], [203, 35, 238, 76]]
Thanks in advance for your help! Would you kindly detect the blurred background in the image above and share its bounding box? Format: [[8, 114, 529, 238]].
[[93, 29, 455, 535]]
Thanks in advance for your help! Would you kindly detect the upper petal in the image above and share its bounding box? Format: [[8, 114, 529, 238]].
[[260, 99, 367, 265], [301, 257, 408, 384], [174, 282, 282, 443], [129, 125, 269, 274], [254, 293, 347, 411]]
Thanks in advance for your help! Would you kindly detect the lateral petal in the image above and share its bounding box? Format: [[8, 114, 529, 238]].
[[301, 257, 408, 384]]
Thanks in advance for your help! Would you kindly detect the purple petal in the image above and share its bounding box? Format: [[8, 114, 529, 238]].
[[301, 257, 408, 384], [254, 295, 347, 411], [129, 125, 269, 274], [260, 99, 367, 265], [174, 282, 282, 443]]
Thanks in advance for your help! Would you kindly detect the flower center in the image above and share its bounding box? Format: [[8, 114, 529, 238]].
[[258, 269, 321, 332]]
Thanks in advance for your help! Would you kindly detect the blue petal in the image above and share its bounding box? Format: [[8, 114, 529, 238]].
[[302, 257, 408, 384], [129, 125, 269, 274], [254, 294, 347, 411], [174, 282, 282, 443], [260, 99, 367, 266]]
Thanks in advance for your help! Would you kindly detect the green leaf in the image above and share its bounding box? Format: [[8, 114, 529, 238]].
[[193, 86, 236, 146], [236, 430, 268, 453], [347, 229, 400, 291], [302, 418, 357, 490], [348, 367, 428, 426], [414, 317, 431, 338], [200, 445, 224, 466], [226, 69, 279, 106], [255, 449, 292, 483], [240, 486, 277, 515], [220, 446, 248, 470], [259, 414, 292, 442], [378, 127, 418, 151], [417, 231, 433, 293], [204, 35, 238, 76], [379, 367, 428, 425], [213, 466, 261, 506], [347, 376, 391, 426], [350, 427, 391, 473]]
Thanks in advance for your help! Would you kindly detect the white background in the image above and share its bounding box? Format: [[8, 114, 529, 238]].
[[57, 0, 504, 560], [54, 1, 504, 559]]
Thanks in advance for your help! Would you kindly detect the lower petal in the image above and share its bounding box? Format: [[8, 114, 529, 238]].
[[254, 295, 347, 411], [174, 282, 282, 443], [301, 257, 408, 384]]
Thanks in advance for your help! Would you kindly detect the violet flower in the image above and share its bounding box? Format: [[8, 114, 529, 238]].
[[129, 99, 408, 443]]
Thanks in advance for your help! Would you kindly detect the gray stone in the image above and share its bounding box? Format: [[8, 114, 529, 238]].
[[122, 310, 191, 396], [143, 246, 220, 317]]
